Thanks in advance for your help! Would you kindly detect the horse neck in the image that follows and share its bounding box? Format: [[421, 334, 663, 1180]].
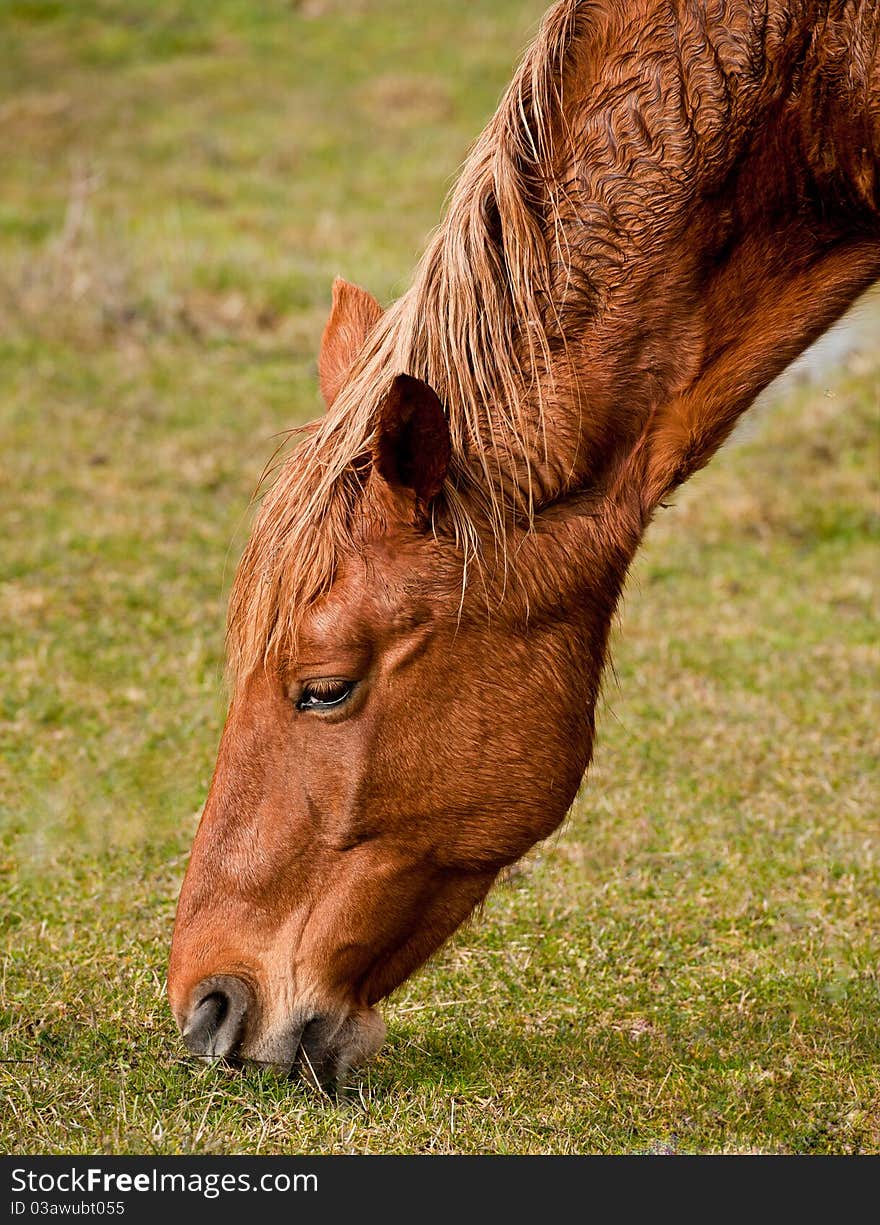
[[452, 0, 880, 519]]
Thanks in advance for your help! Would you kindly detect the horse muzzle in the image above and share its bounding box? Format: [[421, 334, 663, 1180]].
[[175, 974, 386, 1090]]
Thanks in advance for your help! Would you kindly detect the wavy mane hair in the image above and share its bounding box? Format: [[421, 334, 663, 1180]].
[[226, 2, 593, 681], [226, 0, 880, 680]]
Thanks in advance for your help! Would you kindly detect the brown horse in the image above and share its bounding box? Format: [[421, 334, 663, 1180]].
[[168, 0, 880, 1088]]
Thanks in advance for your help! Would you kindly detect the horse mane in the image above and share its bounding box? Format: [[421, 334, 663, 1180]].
[[225, 0, 880, 680], [227, 0, 590, 681]]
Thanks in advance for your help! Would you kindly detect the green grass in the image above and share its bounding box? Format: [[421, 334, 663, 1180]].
[[1, 1, 878, 1155]]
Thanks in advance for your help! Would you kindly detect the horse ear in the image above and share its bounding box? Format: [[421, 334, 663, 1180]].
[[319, 277, 383, 409], [373, 374, 450, 508]]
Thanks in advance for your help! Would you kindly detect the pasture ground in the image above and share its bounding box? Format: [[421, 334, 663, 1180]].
[[1, 0, 878, 1154]]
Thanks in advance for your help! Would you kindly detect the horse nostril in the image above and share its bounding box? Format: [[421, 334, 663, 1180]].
[[181, 975, 252, 1059], [297, 1013, 343, 1091]]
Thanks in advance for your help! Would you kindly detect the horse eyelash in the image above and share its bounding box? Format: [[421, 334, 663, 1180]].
[[303, 678, 351, 698]]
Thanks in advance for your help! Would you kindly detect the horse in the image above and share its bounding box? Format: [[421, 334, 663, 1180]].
[[167, 0, 880, 1089]]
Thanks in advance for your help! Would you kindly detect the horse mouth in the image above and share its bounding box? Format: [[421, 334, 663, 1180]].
[[178, 976, 385, 1090], [245, 1010, 387, 1091]]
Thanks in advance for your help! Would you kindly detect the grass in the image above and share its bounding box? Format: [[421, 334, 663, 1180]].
[[1, 0, 878, 1155]]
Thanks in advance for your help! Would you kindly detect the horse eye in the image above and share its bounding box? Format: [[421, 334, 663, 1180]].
[[296, 680, 355, 712]]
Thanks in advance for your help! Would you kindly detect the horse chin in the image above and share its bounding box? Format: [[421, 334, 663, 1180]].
[[245, 1006, 387, 1091]]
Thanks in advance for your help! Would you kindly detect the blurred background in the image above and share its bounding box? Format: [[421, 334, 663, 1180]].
[[1, 0, 877, 1153]]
